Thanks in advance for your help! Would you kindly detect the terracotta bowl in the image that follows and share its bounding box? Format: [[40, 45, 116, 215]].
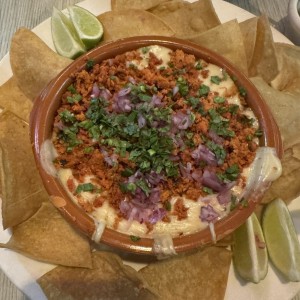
[[30, 36, 283, 255]]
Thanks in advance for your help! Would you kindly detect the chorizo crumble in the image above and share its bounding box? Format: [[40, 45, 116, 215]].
[[52, 46, 260, 232]]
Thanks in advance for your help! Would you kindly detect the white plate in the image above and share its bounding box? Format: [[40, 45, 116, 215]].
[[0, 0, 299, 299]]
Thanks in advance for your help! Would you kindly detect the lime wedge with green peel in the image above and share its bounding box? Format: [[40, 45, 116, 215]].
[[232, 213, 268, 283], [51, 7, 86, 59], [67, 6, 104, 50], [262, 198, 300, 281]]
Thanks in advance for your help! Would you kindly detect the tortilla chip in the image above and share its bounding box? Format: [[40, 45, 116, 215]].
[[97, 9, 175, 42], [251, 76, 300, 203], [139, 247, 232, 300], [10, 28, 72, 100], [0, 110, 48, 229], [251, 77, 300, 150], [0, 202, 92, 268], [271, 43, 300, 96], [37, 251, 158, 299], [187, 20, 248, 75], [239, 17, 258, 69], [247, 16, 279, 82], [0, 77, 32, 122], [262, 146, 300, 204], [111, 0, 168, 11], [150, 0, 220, 38]]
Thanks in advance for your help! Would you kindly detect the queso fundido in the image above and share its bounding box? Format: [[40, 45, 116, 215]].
[[49, 45, 278, 240]]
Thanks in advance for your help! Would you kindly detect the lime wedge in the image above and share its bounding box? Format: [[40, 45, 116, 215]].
[[262, 198, 300, 281], [67, 6, 103, 50], [232, 213, 268, 283], [51, 7, 86, 59]]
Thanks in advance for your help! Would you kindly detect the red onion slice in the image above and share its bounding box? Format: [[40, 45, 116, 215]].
[[191, 144, 217, 166], [172, 111, 192, 130], [200, 205, 219, 222], [202, 168, 225, 192], [91, 83, 100, 98]]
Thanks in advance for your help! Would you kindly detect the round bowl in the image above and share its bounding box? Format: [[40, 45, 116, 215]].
[[30, 36, 283, 255]]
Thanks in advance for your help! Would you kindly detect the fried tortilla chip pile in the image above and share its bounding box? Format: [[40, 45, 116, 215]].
[[0, 0, 300, 298], [38, 252, 158, 300], [139, 247, 232, 300]]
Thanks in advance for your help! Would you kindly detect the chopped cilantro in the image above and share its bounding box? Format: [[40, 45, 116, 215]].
[[211, 76, 222, 85], [110, 75, 117, 80], [86, 59, 95, 70], [203, 187, 213, 194], [176, 76, 189, 96], [168, 62, 174, 68], [214, 96, 225, 104], [240, 197, 249, 207], [130, 235, 141, 242], [195, 61, 202, 70], [206, 140, 227, 165], [208, 109, 235, 137], [228, 104, 239, 115], [67, 94, 82, 104], [148, 149, 156, 156], [136, 179, 151, 196], [187, 97, 199, 108], [123, 123, 139, 136], [84, 147, 94, 154], [164, 201, 172, 211], [141, 47, 150, 54], [230, 195, 238, 211], [59, 125, 82, 150], [76, 183, 96, 194], [222, 69, 228, 80], [79, 120, 93, 130], [119, 182, 137, 194], [240, 115, 254, 126], [219, 164, 240, 182], [89, 125, 101, 139], [121, 168, 135, 177], [246, 134, 253, 141], [67, 84, 77, 94], [59, 110, 77, 123], [198, 84, 210, 97], [254, 129, 263, 137], [239, 86, 247, 97]]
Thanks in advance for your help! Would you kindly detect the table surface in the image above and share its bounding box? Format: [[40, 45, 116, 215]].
[[0, 0, 298, 299]]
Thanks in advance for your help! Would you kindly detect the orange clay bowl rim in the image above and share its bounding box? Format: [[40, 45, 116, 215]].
[[30, 36, 283, 255]]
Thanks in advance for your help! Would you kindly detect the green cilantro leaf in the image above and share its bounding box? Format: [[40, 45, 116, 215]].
[[239, 86, 247, 97], [211, 76, 222, 85], [198, 84, 210, 97], [130, 235, 141, 242], [76, 183, 96, 194]]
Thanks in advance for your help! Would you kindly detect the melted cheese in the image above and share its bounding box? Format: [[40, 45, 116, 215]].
[[55, 46, 281, 240], [199, 64, 236, 97], [129, 45, 171, 70]]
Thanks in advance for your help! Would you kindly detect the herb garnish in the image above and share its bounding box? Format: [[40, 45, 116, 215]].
[[208, 109, 235, 137], [203, 187, 213, 194], [86, 59, 95, 70], [206, 140, 227, 165], [176, 76, 189, 96], [130, 235, 141, 242], [198, 84, 210, 97], [239, 86, 247, 97], [211, 75, 222, 85], [218, 164, 240, 182], [76, 183, 97, 194]]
